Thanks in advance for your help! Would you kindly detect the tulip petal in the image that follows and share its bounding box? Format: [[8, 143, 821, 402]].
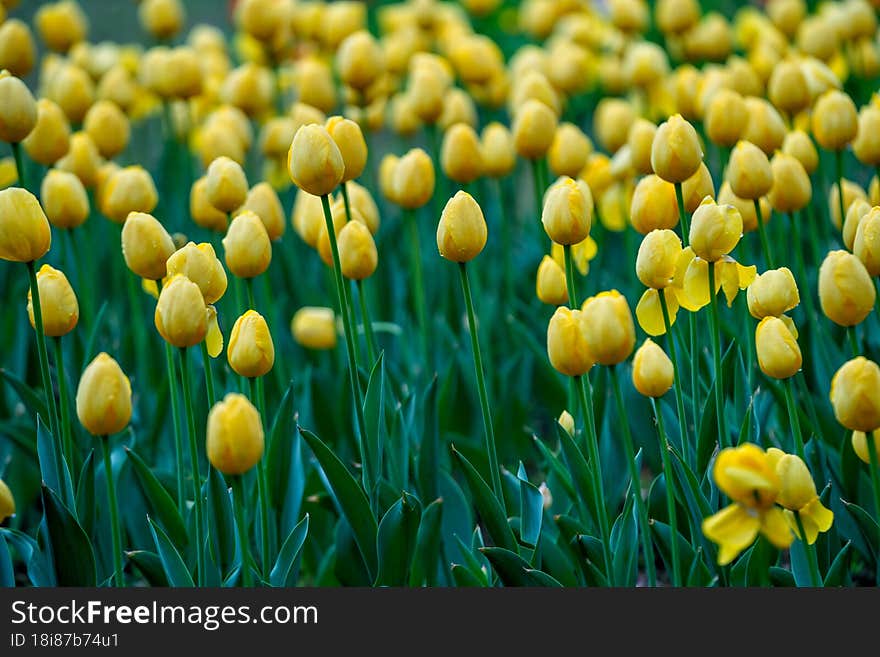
[[636, 288, 677, 336], [760, 507, 794, 549], [702, 504, 760, 566], [780, 314, 799, 339], [803, 498, 834, 533], [206, 307, 223, 358], [142, 278, 159, 299]]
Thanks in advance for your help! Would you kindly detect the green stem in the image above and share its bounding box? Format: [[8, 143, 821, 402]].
[[458, 262, 503, 501], [784, 378, 805, 460], [610, 365, 657, 587], [231, 475, 254, 587], [496, 177, 513, 305], [245, 277, 256, 311], [658, 289, 689, 460], [835, 149, 846, 242], [707, 262, 728, 448], [178, 348, 204, 586], [793, 510, 822, 587], [406, 209, 428, 360], [200, 341, 216, 408], [563, 243, 578, 307], [790, 212, 817, 323], [101, 435, 124, 587], [248, 377, 271, 579], [163, 340, 185, 513], [866, 435, 880, 531], [319, 194, 372, 499], [688, 313, 700, 444], [26, 262, 61, 443], [531, 158, 544, 227], [11, 141, 26, 192], [357, 279, 377, 366], [754, 199, 774, 268], [53, 337, 73, 471], [574, 374, 614, 586], [847, 326, 860, 357], [651, 398, 681, 586], [674, 182, 690, 246]]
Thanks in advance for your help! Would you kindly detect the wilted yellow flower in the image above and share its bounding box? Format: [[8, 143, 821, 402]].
[[337, 220, 378, 280], [326, 116, 367, 183], [768, 449, 834, 544], [155, 274, 208, 348], [812, 90, 858, 151], [0, 72, 36, 144], [630, 175, 678, 235], [206, 393, 264, 475], [727, 141, 773, 200], [228, 310, 275, 378], [26, 264, 78, 337], [755, 316, 802, 379], [831, 357, 880, 432], [22, 99, 70, 165], [512, 99, 558, 160], [0, 19, 36, 78], [705, 88, 747, 148], [637, 229, 682, 289], [223, 210, 272, 279], [437, 191, 487, 263], [166, 242, 228, 305], [205, 156, 248, 214], [632, 338, 674, 398], [291, 306, 337, 350], [581, 290, 635, 366], [40, 169, 88, 230], [0, 478, 14, 523], [76, 352, 132, 436], [536, 255, 568, 306], [651, 114, 703, 183], [236, 182, 285, 241], [121, 211, 175, 281], [542, 177, 592, 245], [548, 123, 592, 179], [818, 250, 875, 327], [441, 123, 483, 184], [747, 267, 799, 318], [852, 430, 880, 465], [689, 197, 743, 262], [100, 165, 158, 223], [288, 124, 345, 197], [547, 306, 593, 376], [139, 0, 185, 41], [393, 148, 435, 209], [0, 187, 51, 263]]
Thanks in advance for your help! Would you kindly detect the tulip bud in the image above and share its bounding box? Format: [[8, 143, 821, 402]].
[[40, 169, 88, 229], [408, 58, 451, 125], [121, 211, 175, 281], [480, 122, 515, 178], [782, 129, 818, 175], [844, 199, 871, 252], [0, 187, 51, 263], [337, 219, 377, 280], [767, 152, 811, 214], [441, 123, 483, 184], [755, 316, 802, 379], [346, 180, 380, 235], [100, 165, 158, 223], [705, 88, 747, 148], [854, 207, 880, 276], [336, 30, 384, 91], [155, 274, 208, 347], [627, 119, 656, 176], [819, 250, 876, 326], [223, 211, 272, 279], [206, 393, 264, 475], [852, 430, 880, 465], [637, 229, 682, 289], [541, 177, 592, 245], [206, 156, 248, 214], [767, 60, 810, 116], [580, 290, 636, 366], [689, 197, 743, 262], [83, 100, 129, 160], [46, 63, 94, 125], [437, 191, 487, 263], [812, 90, 858, 151], [0, 478, 14, 523], [831, 357, 880, 432], [682, 162, 715, 214], [325, 116, 367, 183], [727, 141, 773, 200], [536, 255, 568, 306], [236, 182, 285, 241], [166, 242, 228, 304], [288, 124, 345, 197], [228, 310, 275, 378], [291, 306, 337, 350], [741, 97, 787, 156], [630, 175, 678, 235], [0, 72, 36, 143], [190, 177, 228, 233], [651, 114, 703, 183], [594, 98, 636, 155], [853, 105, 880, 167], [75, 352, 132, 436], [830, 179, 868, 231], [439, 88, 478, 132], [139, 0, 185, 41], [547, 306, 593, 376], [717, 182, 770, 233], [26, 264, 78, 337], [747, 267, 799, 318], [22, 99, 70, 165], [512, 99, 558, 160], [632, 338, 674, 397], [548, 123, 592, 179], [393, 148, 435, 209]]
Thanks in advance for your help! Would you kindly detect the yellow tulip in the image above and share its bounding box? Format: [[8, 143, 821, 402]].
[[326, 116, 367, 183], [536, 255, 568, 306], [21, 99, 69, 167], [345, 181, 380, 235], [293, 57, 336, 114], [75, 352, 132, 436], [336, 30, 384, 91], [632, 338, 674, 398], [236, 182, 285, 241], [26, 264, 78, 337], [705, 88, 747, 148], [593, 98, 635, 155], [337, 220, 378, 280], [746, 267, 799, 319], [852, 430, 880, 465], [166, 241, 228, 305], [681, 162, 715, 214], [512, 98, 558, 160], [829, 178, 867, 231], [716, 182, 768, 234], [769, 449, 834, 544], [155, 275, 208, 348], [437, 191, 487, 263], [755, 316, 802, 379], [548, 122, 593, 179], [441, 123, 484, 184], [0, 478, 14, 523], [205, 156, 248, 214], [228, 310, 275, 378], [393, 148, 435, 209], [782, 129, 819, 175], [626, 118, 656, 176], [189, 176, 228, 233], [818, 250, 875, 327], [46, 63, 94, 125], [689, 197, 743, 262], [206, 393, 264, 475], [0, 72, 36, 144], [100, 165, 158, 223], [767, 60, 811, 117], [637, 229, 682, 289], [480, 122, 516, 178], [40, 169, 88, 230], [288, 124, 345, 197], [0, 19, 36, 78], [656, 0, 700, 34], [83, 100, 129, 160], [636, 287, 679, 336], [439, 88, 479, 132], [630, 174, 679, 235], [741, 97, 786, 156], [843, 198, 871, 252], [139, 0, 185, 41], [291, 306, 337, 350], [121, 211, 175, 281], [547, 306, 594, 377], [830, 357, 880, 433], [581, 290, 635, 366], [0, 187, 51, 263], [767, 152, 811, 214], [812, 89, 858, 151], [767, 0, 805, 37], [222, 210, 272, 279], [727, 140, 773, 200], [291, 189, 326, 248], [853, 105, 880, 167], [651, 113, 703, 184], [541, 177, 592, 246]]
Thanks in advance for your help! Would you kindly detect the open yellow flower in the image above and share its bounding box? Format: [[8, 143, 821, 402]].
[[766, 448, 834, 545]]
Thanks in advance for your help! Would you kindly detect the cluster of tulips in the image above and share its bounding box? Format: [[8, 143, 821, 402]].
[[1, 0, 880, 588]]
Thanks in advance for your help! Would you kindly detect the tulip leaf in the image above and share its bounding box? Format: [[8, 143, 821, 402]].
[[438, 470, 473, 566], [573, 535, 609, 587], [148, 516, 194, 587], [299, 426, 378, 579], [265, 383, 305, 538], [532, 433, 576, 502], [82, 300, 109, 366], [206, 466, 236, 576], [0, 533, 14, 586], [555, 423, 600, 532], [375, 492, 421, 586], [362, 352, 385, 500], [768, 566, 796, 587], [126, 550, 169, 587], [0, 528, 54, 587], [696, 342, 738, 473], [0, 367, 48, 421], [540, 535, 580, 587], [789, 536, 813, 587], [41, 484, 96, 586], [270, 513, 310, 587], [126, 447, 188, 548], [409, 498, 443, 587], [416, 375, 440, 503], [517, 461, 544, 550], [480, 547, 562, 587], [841, 499, 879, 557], [824, 541, 852, 587], [36, 417, 75, 510], [651, 519, 711, 586], [75, 449, 96, 538], [451, 563, 486, 587], [611, 493, 638, 587], [334, 518, 372, 586], [451, 446, 518, 554]]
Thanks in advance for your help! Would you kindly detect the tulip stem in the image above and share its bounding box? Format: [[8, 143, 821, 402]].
[[356, 280, 377, 366], [100, 435, 124, 587], [574, 374, 614, 586], [793, 510, 822, 587], [11, 141, 26, 193], [610, 365, 657, 587], [659, 289, 689, 461], [406, 209, 428, 361], [178, 347, 205, 586], [231, 475, 253, 587], [688, 314, 700, 445], [865, 436, 880, 534], [707, 262, 729, 448], [53, 337, 74, 471], [245, 277, 256, 311], [319, 194, 373, 503], [563, 244, 578, 306], [26, 262, 61, 444], [651, 398, 681, 586], [783, 378, 806, 460], [458, 262, 503, 502], [847, 326, 860, 357], [248, 377, 272, 580], [835, 149, 846, 243], [163, 341, 186, 514], [200, 341, 216, 408], [753, 199, 774, 268], [531, 158, 544, 229], [674, 183, 689, 246]]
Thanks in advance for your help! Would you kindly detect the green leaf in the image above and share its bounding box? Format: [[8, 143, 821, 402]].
[[362, 353, 385, 496], [451, 563, 485, 587], [651, 519, 711, 586], [126, 447, 188, 548], [531, 434, 576, 502], [270, 513, 310, 587], [0, 528, 53, 586], [206, 466, 236, 576], [148, 516, 194, 587], [555, 423, 599, 532], [841, 499, 879, 556], [746, 536, 778, 586], [0, 533, 14, 586], [789, 536, 812, 587], [696, 343, 737, 474], [451, 446, 518, 553], [480, 547, 562, 587], [824, 541, 852, 587], [573, 534, 609, 587], [611, 494, 638, 587], [37, 417, 75, 509], [266, 382, 295, 508], [416, 375, 441, 502], [375, 492, 421, 586], [42, 484, 96, 586], [517, 462, 543, 549], [82, 300, 109, 366], [540, 536, 580, 587], [300, 427, 378, 579], [126, 550, 169, 587], [769, 566, 796, 587], [0, 367, 48, 420], [409, 498, 443, 587], [75, 449, 96, 538]]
